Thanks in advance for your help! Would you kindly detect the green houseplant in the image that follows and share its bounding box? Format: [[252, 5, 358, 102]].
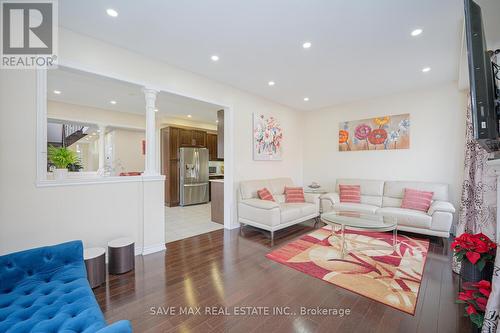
[[48, 145, 78, 180]]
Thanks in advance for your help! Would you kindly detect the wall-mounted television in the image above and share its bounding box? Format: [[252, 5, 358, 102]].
[[464, 0, 500, 152]]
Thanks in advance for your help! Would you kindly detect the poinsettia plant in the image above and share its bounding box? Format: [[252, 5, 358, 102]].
[[456, 280, 491, 328], [451, 233, 496, 271]]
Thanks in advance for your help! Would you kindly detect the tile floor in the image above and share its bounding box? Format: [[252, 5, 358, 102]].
[[165, 203, 224, 243]]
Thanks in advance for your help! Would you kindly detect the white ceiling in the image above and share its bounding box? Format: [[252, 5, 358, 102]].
[[47, 67, 222, 123]]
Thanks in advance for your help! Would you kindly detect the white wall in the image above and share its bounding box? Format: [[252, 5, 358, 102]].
[[110, 128, 145, 173], [0, 28, 304, 254], [302, 82, 467, 215]]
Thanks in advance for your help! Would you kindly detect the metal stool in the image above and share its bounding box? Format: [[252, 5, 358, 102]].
[[83, 247, 106, 288], [108, 238, 135, 275]]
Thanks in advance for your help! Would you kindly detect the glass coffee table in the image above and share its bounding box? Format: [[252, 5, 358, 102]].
[[320, 210, 398, 258]]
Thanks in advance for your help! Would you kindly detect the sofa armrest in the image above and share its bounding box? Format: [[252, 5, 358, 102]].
[[320, 192, 339, 205], [239, 198, 280, 210], [304, 193, 321, 205], [96, 320, 132, 333], [428, 201, 456, 215]]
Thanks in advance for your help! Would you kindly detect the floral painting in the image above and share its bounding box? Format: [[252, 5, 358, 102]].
[[339, 114, 410, 151], [253, 113, 283, 160]]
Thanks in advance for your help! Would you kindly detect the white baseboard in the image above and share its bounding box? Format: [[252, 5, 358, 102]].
[[141, 243, 166, 255]]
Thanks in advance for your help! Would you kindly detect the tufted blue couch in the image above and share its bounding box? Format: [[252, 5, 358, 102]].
[[0, 241, 132, 333]]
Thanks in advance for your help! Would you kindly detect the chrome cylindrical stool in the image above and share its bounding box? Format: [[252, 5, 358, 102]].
[[108, 238, 135, 275], [84, 247, 106, 288]]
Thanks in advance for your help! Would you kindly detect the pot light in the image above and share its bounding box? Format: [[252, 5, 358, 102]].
[[411, 29, 423, 37], [216, 120, 219, 123], [422, 67, 431, 73], [303, 97, 310, 102], [106, 9, 118, 17], [187, 114, 192, 118], [53, 90, 61, 94], [211, 55, 219, 62], [154, 108, 159, 112], [110, 100, 117, 105], [268, 81, 275, 86], [302, 42, 312, 49]]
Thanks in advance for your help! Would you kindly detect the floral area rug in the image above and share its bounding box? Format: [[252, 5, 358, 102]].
[[266, 226, 429, 314]]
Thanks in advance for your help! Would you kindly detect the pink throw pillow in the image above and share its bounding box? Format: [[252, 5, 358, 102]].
[[339, 185, 361, 203], [285, 187, 305, 203], [257, 188, 275, 201], [401, 188, 434, 212]]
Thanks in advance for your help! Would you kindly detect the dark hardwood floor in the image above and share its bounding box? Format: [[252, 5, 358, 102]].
[[94, 221, 472, 333]]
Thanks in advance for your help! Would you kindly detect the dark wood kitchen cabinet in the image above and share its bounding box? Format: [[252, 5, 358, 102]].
[[161, 127, 181, 207], [179, 129, 193, 146], [207, 133, 218, 161], [192, 130, 207, 147], [217, 110, 224, 159]]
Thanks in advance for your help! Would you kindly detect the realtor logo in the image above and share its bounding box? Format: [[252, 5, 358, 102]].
[[1, 0, 58, 69]]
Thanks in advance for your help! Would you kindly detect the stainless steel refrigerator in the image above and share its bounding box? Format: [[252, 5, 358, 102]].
[[179, 147, 209, 206]]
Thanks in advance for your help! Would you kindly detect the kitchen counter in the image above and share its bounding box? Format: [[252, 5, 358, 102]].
[[210, 180, 224, 224]]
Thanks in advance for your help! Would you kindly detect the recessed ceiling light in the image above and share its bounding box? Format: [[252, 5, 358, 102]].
[[53, 90, 61, 94], [211, 55, 219, 62], [302, 42, 312, 49], [422, 67, 431, 73], [110, 100, 117, 105], [411, 28, 423, 37], [268, 81, 275, 86], [303, 97, 310, 102], [92, 132, 96, 135], [154, 108, 159, 112], [187, 114, 192, 118], [106, 9, 118, 17], [216, 120, 219, 123]]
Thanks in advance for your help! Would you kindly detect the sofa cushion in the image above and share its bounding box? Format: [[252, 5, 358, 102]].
[[239, 200, 280, 227], [299, 202, 318, 216], [339, 185, 361, 203], [280, 203, 304, 223], [383, 180, 448, 208], [401, 188, 434, 212], [376, 207, 432, 229], [239, 178, 294, 200], [336, 179, 384, 207], [269, 178, 295, 195], [333, 202, 379, 214]]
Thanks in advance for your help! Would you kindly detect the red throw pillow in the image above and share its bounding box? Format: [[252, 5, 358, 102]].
[[257, 188, 275, 201], [401, 188, 434, 212], [339, 184, 361, 203], [285, 187, 305, 203]]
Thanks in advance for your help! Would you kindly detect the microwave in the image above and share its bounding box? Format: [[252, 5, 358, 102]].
[[209, 166, 217, 174]]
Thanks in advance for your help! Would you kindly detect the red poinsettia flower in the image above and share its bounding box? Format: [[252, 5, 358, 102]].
[[473, 280, 491, 289], [476, 297, 488, 311], [466, 251, 481, 264], [467, 304, 478, 315]]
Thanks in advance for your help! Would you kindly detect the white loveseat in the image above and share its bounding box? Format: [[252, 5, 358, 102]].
[[320, 179, 456, 238], [238, 178, 321, 242]]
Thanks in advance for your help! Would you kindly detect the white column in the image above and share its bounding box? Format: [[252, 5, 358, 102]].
[[97, 124, 106, 172], [143, 88, 159, 176]]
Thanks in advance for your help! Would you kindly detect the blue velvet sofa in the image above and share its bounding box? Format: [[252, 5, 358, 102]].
[[0, 241, 132, 333]]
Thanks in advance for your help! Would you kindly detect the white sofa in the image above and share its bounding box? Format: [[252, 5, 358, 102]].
[[320, 179, 456, 238], [238, 178, 321, 243]]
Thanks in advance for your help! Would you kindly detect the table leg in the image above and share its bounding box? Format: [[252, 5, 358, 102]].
[[340, 225, 346, 258], [393, 228, 397, 251]]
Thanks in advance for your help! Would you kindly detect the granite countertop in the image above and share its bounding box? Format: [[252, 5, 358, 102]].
[[209, 179, 224, 183]]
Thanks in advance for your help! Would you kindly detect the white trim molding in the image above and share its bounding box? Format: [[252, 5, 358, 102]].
[[141, 243, 167, 256]]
